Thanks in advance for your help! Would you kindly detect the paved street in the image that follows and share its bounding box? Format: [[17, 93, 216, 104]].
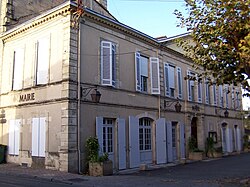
[[0, 153, 249, 187]]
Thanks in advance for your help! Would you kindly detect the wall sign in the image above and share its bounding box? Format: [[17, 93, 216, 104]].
[[19, 93, 35, 102]]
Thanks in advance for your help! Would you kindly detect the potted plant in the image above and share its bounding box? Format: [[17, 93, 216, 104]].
[[86, 137, 113, 176], [188, 136, 205, 160]]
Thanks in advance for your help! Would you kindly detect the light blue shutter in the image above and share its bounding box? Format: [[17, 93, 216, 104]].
[[219, 85, 223, 107], [150, 57, 160, 94], [187, 70, 192, 101], [96, 117, 104, 155], [213, 84, 217, 105], [37, 37, 50, 85], [135, 52, 141, 91], [118, 118, 126, 169], [180, 124, 185, 159], [164, 63, 169, 96], [166, 121, 173, 162], [32, 118, 39, 156], [177, 67, 182, 99], [39, 118, 46, 157], [101, 41, 112, 86], [13, 120, 20, 155], [111, 44, 116, 87], [129, 116, 139, 168], [236, 128, 241, 151], [156, 118, 167, 164], [13, 48, 24, 90]]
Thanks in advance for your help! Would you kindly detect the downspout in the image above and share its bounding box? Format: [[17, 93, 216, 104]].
[[77, 21, 81, 174]]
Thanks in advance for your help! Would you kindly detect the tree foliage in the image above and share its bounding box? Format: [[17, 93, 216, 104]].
[[175, 0, 250, 94]]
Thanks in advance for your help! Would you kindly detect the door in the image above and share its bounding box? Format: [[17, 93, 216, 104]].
[[117, 118, 126, 169], [171, 122, 178, 161], [221, 125, 227, 153], [129, 116, 139, 168], [156, 118, 167, 164], [166, 122, 173, 162]]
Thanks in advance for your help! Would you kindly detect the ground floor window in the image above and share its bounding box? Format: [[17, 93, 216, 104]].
[[139, 118, 152, 151], [102, 118, 114, 154]]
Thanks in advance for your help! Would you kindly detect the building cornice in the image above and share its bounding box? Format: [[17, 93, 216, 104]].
[[0, 1, 72, 41]]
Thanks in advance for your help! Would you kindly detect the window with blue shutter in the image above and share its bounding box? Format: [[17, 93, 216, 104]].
[[197, 78, 202, 103], [187, 70, 195, 101], [177, 67, 182, 99], [150, 57, 160, 95], [164, 63, 175, 97], [135, 52, 141, 91], [213, 84, 217, 105], [205, 79, 211, 104], [101, 41, 116, 87]]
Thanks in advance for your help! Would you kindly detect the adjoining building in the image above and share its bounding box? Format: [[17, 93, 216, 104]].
[[0, 0, 244, 173]]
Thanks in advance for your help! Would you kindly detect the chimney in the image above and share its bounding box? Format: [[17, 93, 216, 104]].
[[96, 0, 107, 9]]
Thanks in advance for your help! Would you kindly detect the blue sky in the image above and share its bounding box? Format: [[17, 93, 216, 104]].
[[108, 0, 187, 38]]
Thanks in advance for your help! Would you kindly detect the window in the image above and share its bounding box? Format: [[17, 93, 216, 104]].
[[102, 118, 114, 154], [101, 41, 116, 87], [32, 117, 46, 157], [36, 37, 50, 85], [205, 79, 211, 104], [164, 63, 175, 98], [8, 119, 20, 155], [172, 122, 178, 148], [177, 67, 183, 99], [235, 89, 240, 109], [197, 78, 202, 103], [187, 71, 195, 101], [213, 84, 217, 106], [135, 52, 160, 94], [12, 48, 24, 90], [224, 85, 229, 108], [219, 85, 223, 107], [139, 118, 152, 151]]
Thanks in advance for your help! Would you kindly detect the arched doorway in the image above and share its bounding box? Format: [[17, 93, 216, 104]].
[[191, 117, 198, 148]]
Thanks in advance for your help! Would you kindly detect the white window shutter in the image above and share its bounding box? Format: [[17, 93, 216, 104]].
[[164, 63, 169, 96], [166, 121, 173, 163], [14, 120, 20, 155], [135, 52, 141, 91], [32, 118, 40, 156], [177, 67, 182, 99], [117, 118, 126, 170], [96, 117, 104, 155], [13, 48, 24, 90], [156, 118, 167, 164], [180, 123, 185, 159], [150, 57, 160, 94], [236, 128, 241, 151], [39, 118, 46, 157], [101, 41, 112, 86], [129, 116, 140, 168], [8, 120, 15, 155], [36, 37, 50, 85]]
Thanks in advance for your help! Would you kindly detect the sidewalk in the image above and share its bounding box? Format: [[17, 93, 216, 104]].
[[0, 163, 87, 184]]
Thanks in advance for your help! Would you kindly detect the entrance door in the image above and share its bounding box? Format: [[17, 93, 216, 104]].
[[191, 117, 198, 148], [172, 122, 178, 161], [221, 123, 227, 153]]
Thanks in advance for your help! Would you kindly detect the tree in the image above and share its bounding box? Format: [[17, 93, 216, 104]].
[[174, 0, 250, 95]]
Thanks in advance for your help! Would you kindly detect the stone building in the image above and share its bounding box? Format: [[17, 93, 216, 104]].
[[0, 0, 244, 173]]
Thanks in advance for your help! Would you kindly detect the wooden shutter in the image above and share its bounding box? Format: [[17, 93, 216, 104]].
[[8, 120, 15, 155], [198, 80, 202, 103], [150, 57, 160, 94], [180, 123, 185, 159], [187, 70, 192, 101], [156, 118, 167, 164], [101, 41, 112, 86], [36, 37, 50, 85], [177, 67, 183, 99], [166, 121, 173, 162], [164, 63, 169, 96], [13, 48, 24, 90], [129, 116, 140, 168], [135, 52, 141, 91], [96, 117, 104, 155], [32, 118, 39, 156], [236, 128, 241, 151], [39, 118, 46, 157], [118, 118, 126, 169]]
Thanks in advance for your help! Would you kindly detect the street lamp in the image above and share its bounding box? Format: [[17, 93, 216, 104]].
[[164, 99, 182, 113], [215, 108, 229, 118], [81, 86, 101, 103]]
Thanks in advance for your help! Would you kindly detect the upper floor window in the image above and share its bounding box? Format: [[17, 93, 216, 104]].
[[187, 70, 195, 101], [177, 67, 183, 99], [164, 63, 175, 98], [205, 79, 211, 104], [101, 41, 116, 87], [12, 48, 24, 90], [219, 85, 224, 107], [197, 78, 202, 103], [36, 37, 50, 85], [213, 84, 217, 106], [135, 52, 160, 94]]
